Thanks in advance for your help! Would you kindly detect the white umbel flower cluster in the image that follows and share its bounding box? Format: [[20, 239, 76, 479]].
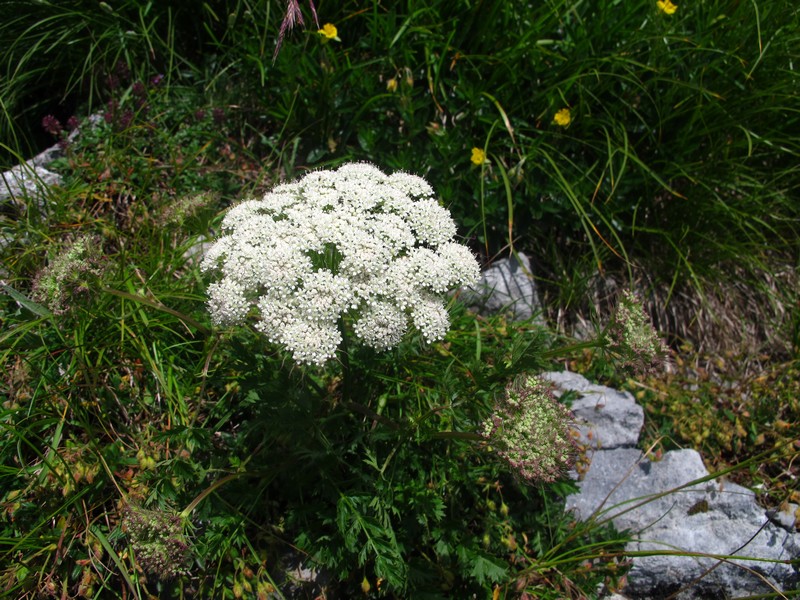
[[201, 163, 480, 365]]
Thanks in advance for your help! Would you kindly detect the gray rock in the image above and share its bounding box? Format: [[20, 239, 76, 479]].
[[543, 370, 644, 450], [461, 252, 545, 323], [30, 143, 65, 168], [624, 464, 798, 597], [767, 503, 799, 532], [566, 448, 724, 529], [1, 114, 101, 210], [183, 237, 213, 265], [627, 513, 800, 598], [547, 370, 800, 597], [0, 143, 66, 272], [0, 162, 62, 208]]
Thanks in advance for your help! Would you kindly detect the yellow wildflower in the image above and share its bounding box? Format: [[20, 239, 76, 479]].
[[657, 0, 677, 15], [553, 107, 571, 127], [317, 23, 340, 41], [471, 147, 486, 166], [386, 77, 398, 93]]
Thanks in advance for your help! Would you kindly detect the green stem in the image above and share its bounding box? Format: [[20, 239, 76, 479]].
[[338, 317, 351, 402], [103, 287, 211, 335], [180, 472, 243, 518], [430, 431, 483, 442], [541, 337, 605, 359], [344, 400, 403, 430]]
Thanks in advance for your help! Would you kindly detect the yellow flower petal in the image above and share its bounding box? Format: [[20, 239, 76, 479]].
[[657, 0, 677, 15], [553, 108, 571, 127], [318, 23, 338, 40], [470, 147, 486, 166]]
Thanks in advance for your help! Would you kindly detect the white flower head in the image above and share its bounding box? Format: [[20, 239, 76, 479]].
[[386, 171, 435, 198], [202, 162, 480, 365], [352, 300, 408, 350], [411, 293, 450, 342], [206, 278, 250, 326], [405, 198, 457, 247]]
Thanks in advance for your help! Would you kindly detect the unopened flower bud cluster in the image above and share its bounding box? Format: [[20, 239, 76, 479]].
[[121, 505, 191, 580], [481, 375, 578, 483], [32, 234, 107, 315], [201, 163, 479, 365], [608, 290, 669, 376]]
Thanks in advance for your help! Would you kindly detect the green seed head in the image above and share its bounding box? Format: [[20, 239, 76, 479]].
[[481, 375, 578, 482]]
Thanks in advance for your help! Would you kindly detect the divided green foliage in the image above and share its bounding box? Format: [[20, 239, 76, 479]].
[[0, 268, 626, 596], [189, 307, 627, 597]]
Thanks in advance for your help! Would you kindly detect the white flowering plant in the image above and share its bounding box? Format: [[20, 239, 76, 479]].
[[201, 162, 480, 365], [196, 163, 605, 593]]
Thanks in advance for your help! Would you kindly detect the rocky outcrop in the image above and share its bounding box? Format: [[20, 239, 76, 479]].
[[544, 370, 800, 598], [1, 115, 103, 211], [544, 370, 644, 450]]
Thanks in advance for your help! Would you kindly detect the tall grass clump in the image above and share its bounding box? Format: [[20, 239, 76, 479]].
[[255, 0, 800, 353], [6, 0, 798, 327]]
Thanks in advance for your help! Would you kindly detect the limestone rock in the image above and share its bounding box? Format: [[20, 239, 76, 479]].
[[767, 502, 800, 532], [543, 370, 644, 450], [461, 252, 545, 323], [0, 162, 61, 208], [1, 114, 100, 210], [546, 370, 800, 598]]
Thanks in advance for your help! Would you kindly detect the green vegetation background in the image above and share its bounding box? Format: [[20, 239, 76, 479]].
[[1, 0, 798, 597]]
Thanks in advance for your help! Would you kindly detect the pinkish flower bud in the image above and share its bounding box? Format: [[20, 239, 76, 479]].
[[41, 114, 62, 137]]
